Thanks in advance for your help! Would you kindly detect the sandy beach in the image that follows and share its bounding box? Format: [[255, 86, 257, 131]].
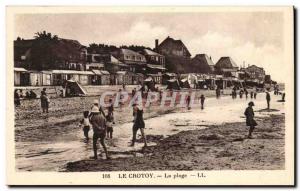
[[14, 90, 285, 171], [66, 114, 285, 171]]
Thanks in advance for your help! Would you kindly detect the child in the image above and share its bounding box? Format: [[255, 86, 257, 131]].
[[80, 111, 91, 141], [106, 114, 114, 139], [244, 101, 257, 138]]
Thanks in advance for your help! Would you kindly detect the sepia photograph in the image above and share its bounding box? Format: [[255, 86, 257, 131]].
[[6, 6, 294, 185]]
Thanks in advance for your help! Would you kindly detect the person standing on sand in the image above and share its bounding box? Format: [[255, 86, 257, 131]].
[[282, 92, 285, 102], [89, 106, 110, 160], [79, 111, 91, 141], [200, 94, 205, 110], [244, 101, 257, 139], [40, 88, 49, 113], [130, 104, 147, 147], [266, 91, 271, 109], [250, 91, 254, 99], [245, 89, 248, 99], [106, 114, 114, 139], [107, 98, 114, 117], [186, 94, 191, 110], [14, 89, 21, 107], [239, 89, 243, 99]]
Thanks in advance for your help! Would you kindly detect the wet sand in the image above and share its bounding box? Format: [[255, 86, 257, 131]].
[[66, 114, 285, 171], [15, 90, 285, 171]]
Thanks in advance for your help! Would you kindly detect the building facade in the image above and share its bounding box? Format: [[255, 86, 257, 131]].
[[245, 65, 266, 82]]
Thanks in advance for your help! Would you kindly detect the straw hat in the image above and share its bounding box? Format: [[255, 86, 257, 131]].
[[91, 106, 100, 113]]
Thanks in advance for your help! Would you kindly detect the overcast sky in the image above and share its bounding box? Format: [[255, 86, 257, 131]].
[[15, 12, 285, 82]]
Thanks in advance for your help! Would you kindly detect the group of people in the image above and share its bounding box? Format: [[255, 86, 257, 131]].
[[244, 87, 285, 139], [79, 97, 147, 160], [14, 89, 48, 112], [231, 87, 258, 100], [14, 89, 37, 106]]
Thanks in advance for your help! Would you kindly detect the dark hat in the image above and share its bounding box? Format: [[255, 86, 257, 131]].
[[248, 101, 255, 106]]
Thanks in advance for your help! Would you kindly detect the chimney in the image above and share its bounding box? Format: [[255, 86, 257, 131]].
[[155, 39, 159, 50]]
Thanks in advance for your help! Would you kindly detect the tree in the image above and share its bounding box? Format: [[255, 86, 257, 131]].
[[30, 31, 60, 70]]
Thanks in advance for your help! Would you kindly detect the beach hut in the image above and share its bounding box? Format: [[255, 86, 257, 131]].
[[180, 78, 190, 89], [162, 73, 176, 85], [99, 70, 110, 85], [166, 79, 180, 90], [29, 71, 43, 86], [144, 77, 156, 91], [41, 71, 52, 86], [14, 67, 30, 86], [51, 70, 93, 86], [91, 70, 110, 85]]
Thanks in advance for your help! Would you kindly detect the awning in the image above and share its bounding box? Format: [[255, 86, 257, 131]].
[[147, 64, 166, 70], [144, 77, 153, 82], [116, 71, 127, 75], [164, 73, 176, 77], [100, 70, 110, 75], [52, 70, 94, 75], [92, 70, 110, 75], [14, 67, 28, 72], [92, 69, 102, 75], [87, 63, 104, 68], [181, 78, 188, 82]]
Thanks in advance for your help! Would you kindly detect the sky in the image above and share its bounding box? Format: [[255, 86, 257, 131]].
[[14, 12, 285, 82]]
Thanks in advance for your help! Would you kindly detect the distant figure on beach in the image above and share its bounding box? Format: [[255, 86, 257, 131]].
[[245, 89, 248, 99], [254, 89, 257, 99], [90, 106, 109, 160], [216, 87, 221, 99], [231, 89, 235, 99], [186, 94, 191, 110], [132, 88, 136, 98], [106, 114, 114, 139], [40, 88, 49, 113], [14, 89, 21, 107], [282, 93, 285, 102], [239, 89, 243, 99], [244, 101, 257, 139], [200, 94, 205, 110], [107, 98, 114, 117], [80, 111, 91, 141], [159, 89, 163, 101], [250, 91, 254, 99], [122, 83, 126, 90], [131, 104, 147, 147], [266, 91, 271, 109]]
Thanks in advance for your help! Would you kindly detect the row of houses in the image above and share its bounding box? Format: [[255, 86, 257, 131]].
[[14, 35, 272, 87]]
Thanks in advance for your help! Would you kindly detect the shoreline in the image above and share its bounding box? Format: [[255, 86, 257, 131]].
[[65, 113, 285, 172]]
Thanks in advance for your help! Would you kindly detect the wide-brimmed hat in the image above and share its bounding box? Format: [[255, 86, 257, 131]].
[[248, 101, 255, 106], [91, 106, 100, 113]]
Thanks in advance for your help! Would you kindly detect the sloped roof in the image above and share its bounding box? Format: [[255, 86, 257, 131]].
[[158, 36, 191, 57], [246, 64, 264, 70], [215, 57, 238, 68], [120, 48, 144, 57], [143, 49, 162, 56], [110, 55, 123, 64], [190, 54, 214, 74]]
